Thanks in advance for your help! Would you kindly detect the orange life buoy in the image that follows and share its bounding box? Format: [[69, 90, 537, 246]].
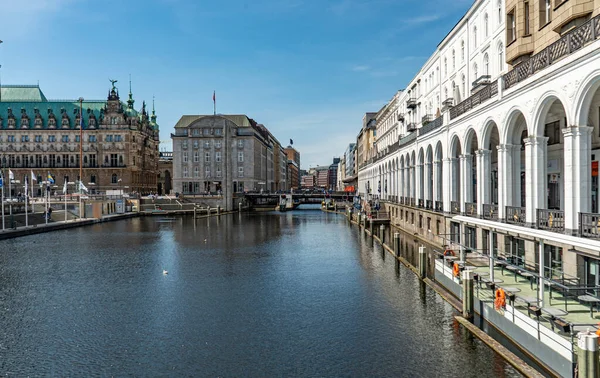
[[494, 288, 506, 310], [443, 249, 456, 257], [453, 263, 460, 277]]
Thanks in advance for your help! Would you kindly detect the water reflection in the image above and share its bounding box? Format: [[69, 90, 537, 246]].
[[0, 210, 522, 377]]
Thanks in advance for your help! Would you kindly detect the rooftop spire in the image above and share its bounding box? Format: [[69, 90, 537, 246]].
[[127, 74, 134, 110]]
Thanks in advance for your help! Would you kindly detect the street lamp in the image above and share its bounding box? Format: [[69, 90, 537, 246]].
[[78, 97, 84, 219]]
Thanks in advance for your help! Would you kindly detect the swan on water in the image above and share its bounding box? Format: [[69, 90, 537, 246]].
[[163, 270, 168, 275]]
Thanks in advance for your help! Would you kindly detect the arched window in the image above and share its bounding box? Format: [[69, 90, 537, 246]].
[[461, 40, 465, 62], [498, 0, 502, 24], [111, 174, 118, 184], [452, 50, 456, 70], [498, 43, 504, 73], [484, 13, 489, 37], [483, 53, 489, 76], [473, 63, 478, 81], [473, 26, 477, 48]]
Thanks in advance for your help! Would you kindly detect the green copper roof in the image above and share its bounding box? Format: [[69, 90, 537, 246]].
[[1, 85, 48, 102], [0, 85, 153, 130]]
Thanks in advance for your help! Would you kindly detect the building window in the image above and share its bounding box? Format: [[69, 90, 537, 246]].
[[35, 135, 42, 142], [91, 175, 96, 184], [215, 141, 222, 148], [215, 128, 222, 136], [203, 128, 210, 136], [193, 151, 199, 162], [205, 166, 210, 178], [75, 135, 80, 143], [216, 167, 222, 177], [507, 8, 516, 43], [89, 135, 97, 142], [473, 26, 477, 48], [498, 43, 504, 72], [182, 140, 188, 149], [216, 151, 221, 162], [238, 152, 244, 162], [461, 74, 466, 98], [461, 40, 465, 62], [484, 13, 489, 37], [194, 166, 199, 177], [106, 135, 113, 142], [193, 140, 199, 149], [483, 53, 489, 76], [21, 135, 29, 142], [183, 167, 188, 178], [204, 141, 210, 148], [452, 50, 456, 71], [183, 151, 188, 163], [539, 0, 551, 27], [237, 139, 244, 148], [112, 173, 118, 183], [498, 0, 502, 24], [238, 167, 244, 177], [521, 2, 530, 36], [48, 135, 56, 142], [205, 152, 210, 162], [473, 63, 478, 82]]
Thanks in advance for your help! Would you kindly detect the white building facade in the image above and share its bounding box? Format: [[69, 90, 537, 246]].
[[358, 0, 600, 282]]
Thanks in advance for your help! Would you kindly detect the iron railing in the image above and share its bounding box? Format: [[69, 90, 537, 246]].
[[537, 209, 565, 232], [406, 123, 417, 132], [449, 80, 498, 120], [418, 199, 424, 208], [579, 212, 600, 239], [425, 199, 433, 210], [410, 197, 416, 207], [399, 132, 417, 147], [504, 14, 600, 90], [464, 201, 478, 217], [482, 203, 498, 221], [407, 98, 417, 108], [418, 115, 443, 137], [434, 201, 443, 212], [450, 200, 460, 214], [505, 206, 526, 225]]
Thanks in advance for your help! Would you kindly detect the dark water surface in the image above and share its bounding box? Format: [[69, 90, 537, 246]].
[[0, 209, 522, 377]]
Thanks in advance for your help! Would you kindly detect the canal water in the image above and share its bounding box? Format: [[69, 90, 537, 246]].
[[0, 208, 522, 377]]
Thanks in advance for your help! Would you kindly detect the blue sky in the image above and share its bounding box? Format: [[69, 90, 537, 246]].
[[0, 0, 471, 169]]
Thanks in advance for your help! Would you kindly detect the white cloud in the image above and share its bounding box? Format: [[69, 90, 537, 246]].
[[351, 65, 370, 72], [403, 14, 441, 25]]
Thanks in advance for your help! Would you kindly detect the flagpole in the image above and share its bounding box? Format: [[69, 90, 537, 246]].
[[213, 90, 216, 115], [8, 170, 12, 224], [1, 172, 4, 230], [31, 174, 34, 213], [45, 181, 48, 226], [25, 178, 28, 228], [79, 97, 84, 220], [64, 181, 67, 223]]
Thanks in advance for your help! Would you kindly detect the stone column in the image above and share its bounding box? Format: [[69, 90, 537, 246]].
[[443, 158, 454, 212], [424, 162, 432, 204], [460, 154, 473, 212], [562, 126, 593, 234], [524, 136, 548, 226], [496, 144, 517, 220], [433, 159, 442, 207], [415, 163, 423, 205], [476, 149, 491, 216]]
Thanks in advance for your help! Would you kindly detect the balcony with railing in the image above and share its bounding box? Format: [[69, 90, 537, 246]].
[[504, 14, 600, 90], [464, 202, 477, 217], [397, 113, 405, 121], [505, 206, 526, 226], [421, 114, 433, 124], [407, 98, 418, 108], [425, 199, 433, 210], [450, 200, 460, 214], [434, 201, 443, 213], [537, 209, 565, 233], [406, 123, 417, 132], [418, 199, 424, 208], [579, 212, 600, 239], [418, 115, 444, 137], [399, 132, 417, 147], [482, 203, 498, 221], [410, 197, 415, 207], [450, 80, 498, 120]]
